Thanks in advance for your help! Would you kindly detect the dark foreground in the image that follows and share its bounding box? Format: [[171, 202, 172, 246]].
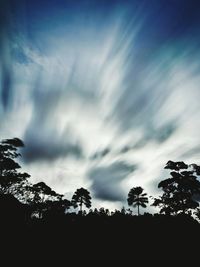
[[1, 212, 200, 265]]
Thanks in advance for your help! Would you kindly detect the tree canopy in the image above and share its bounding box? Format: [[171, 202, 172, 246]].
[[2, 137, 200, 225], [0, 138, 30, 194], [152, 161, 200, 215]]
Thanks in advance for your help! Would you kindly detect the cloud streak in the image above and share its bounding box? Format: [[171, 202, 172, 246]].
[[88, 161, 136, 202], [22, 125, 83, 163], [1, 0, 200, 209]]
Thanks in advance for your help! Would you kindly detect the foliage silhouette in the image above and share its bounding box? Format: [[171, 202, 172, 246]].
[[152, 161, 200, 214], [72, 187, 92, 213], [1, 135, 200, 260], [127, 186, 148, 215], [0, 138, 30, 195], [30, 182, 68, 218]]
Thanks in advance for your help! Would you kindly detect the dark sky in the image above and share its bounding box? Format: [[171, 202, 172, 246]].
[[1, 0, 200, 211]]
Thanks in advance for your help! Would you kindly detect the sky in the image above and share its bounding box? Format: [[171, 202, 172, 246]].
[[1, 0, 200, 212]]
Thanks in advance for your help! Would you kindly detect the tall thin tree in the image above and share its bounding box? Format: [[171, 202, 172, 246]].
[[127, 186, 148, 215], [72, 188, 91, 214]]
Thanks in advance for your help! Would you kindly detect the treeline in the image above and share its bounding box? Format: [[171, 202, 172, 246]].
[[1, 137, 200, 263], [1, 137, 200, 222]]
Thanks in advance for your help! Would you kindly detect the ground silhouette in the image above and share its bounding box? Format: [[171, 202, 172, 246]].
[[1, 138, 200, 263]]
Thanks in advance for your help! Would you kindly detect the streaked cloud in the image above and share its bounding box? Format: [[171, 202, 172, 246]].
[[88, 161, 137, 201], [1, 0, 200, 210]]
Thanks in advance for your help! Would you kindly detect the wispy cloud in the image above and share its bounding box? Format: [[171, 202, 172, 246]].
[[88, 161, 136, 201], [1, 0, 200, 210]]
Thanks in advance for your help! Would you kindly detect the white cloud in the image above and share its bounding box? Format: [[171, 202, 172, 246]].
[[1, 4, 200, 212]]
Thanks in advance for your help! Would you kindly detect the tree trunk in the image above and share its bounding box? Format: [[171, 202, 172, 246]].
[[137, 203, 140, 216], [80, 197, 83, 215]]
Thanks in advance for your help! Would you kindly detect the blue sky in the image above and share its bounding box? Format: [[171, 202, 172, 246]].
[[1, 0, 200, 211]]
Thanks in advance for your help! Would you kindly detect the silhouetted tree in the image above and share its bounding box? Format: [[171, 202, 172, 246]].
[[98, 207, 110, 216], [30, 182, 64, 218], [152, 161, 200, 215], [0, 138, 30, 195], [127, 186, 148, 215], [120, 206, 127, 215], [32, 182, 58, 199], [15, 181, 71, 218], [43, 198, 71, 218], [72, 188, 92, 214]]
